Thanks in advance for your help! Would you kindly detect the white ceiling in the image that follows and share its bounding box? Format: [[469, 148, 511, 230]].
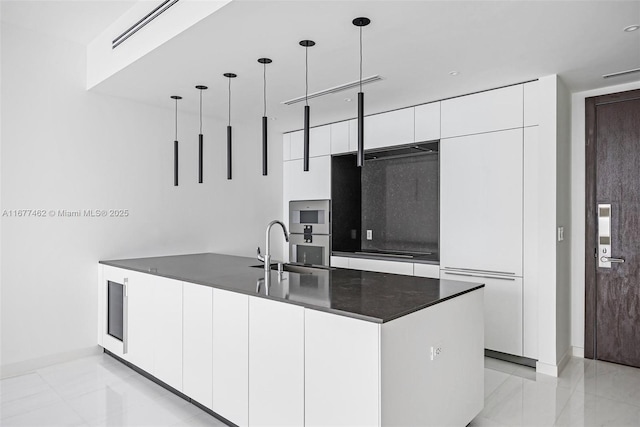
[[5, 1, 640, 133], [0, 0, 136, 45]]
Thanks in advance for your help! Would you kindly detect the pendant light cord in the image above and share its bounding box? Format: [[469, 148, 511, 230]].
[[263, 62, 267, 117], [174, 98, 178, 140], [199, 89, 203, 134], [228, 77, 231, 126], [359, 26, 363, 92], [305, 45, 309, 107]]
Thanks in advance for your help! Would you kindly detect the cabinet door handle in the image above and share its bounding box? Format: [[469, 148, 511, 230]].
[[123, 278, 129, 354], [443, 271, 516, 281], [443, 267, 515, 276], [600, 256, 625, 263]]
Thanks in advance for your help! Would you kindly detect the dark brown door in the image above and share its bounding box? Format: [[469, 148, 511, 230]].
[[585, 89, 640, 368]]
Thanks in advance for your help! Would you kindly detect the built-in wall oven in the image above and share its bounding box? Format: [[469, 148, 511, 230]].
[[289, 200, 331, 267]]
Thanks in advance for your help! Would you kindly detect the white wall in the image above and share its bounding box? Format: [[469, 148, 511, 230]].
[[0, 22, 282, 376], [569, 79, 640, 355]]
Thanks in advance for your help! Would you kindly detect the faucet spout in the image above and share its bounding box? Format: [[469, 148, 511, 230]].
[[264, 220, 289, 274]]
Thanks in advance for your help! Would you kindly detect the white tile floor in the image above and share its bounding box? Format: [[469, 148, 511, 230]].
[[1, 353, 639, 426]]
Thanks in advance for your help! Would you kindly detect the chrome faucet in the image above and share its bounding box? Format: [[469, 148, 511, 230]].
[[260, 220, 289, 275]]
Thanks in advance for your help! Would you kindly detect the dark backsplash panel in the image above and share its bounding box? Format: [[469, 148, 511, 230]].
[[331, 155, 362, 253], [361, 153, 439, 254]]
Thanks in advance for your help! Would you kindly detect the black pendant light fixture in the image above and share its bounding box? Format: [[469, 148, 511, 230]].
[[224, 73, 237, 180], [170, 95, 182, 186], [353, 17, 370, 167], [258, 58, 272, 176], [299, 40, 315, 172], [195, 85, 208, 183]]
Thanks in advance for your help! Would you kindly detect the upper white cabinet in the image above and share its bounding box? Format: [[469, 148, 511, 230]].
[[441, 84, 523, 138], [289, 126, 331, 160], [290, 131, 303, 160], [330, 120, 351, 154], [305, 309, 380, 427], [283, 156, 331, 201], [212, 289, 249, 427], [152, 276, 183, 392], [440, 128, 523, 276], [415, 102, 441, 142], [524, 80, 540, 127], [249, 297, 304, 427], [350, 107, 415, 151], [282, 133, 291, 161], [183, 283, 213, 409]]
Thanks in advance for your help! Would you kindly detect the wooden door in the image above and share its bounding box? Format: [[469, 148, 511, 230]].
[[585, 89, 640, 368]]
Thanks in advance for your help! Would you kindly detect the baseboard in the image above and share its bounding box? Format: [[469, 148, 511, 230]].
[[0, 346, 102, 379], [535, 347, 572, 377], [571, 346, 584, 358]]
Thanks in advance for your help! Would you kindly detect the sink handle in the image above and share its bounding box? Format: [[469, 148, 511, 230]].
[[257, 247, 265, 262]]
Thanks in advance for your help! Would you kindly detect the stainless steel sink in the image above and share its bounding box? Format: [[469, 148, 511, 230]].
[[250, 264, 334, 274]]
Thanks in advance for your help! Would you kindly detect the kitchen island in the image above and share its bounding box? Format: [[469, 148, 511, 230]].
[[98, 253, 484, 426]]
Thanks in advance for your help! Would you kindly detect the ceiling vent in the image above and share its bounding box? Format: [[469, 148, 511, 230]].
[[112, 0, 180, 49], [282, 75, 383, 105], [602, 67, 640, 79]]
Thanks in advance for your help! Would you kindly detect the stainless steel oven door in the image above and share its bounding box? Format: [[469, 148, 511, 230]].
[[289, 199, 330, 235], [289, 234, 330, 267]]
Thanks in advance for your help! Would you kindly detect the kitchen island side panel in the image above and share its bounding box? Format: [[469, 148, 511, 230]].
[[381, 288, 484, 426]]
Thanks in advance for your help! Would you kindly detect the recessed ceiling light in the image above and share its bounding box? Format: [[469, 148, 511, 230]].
[[449, 71, 459, 76], [270, 117, 277, 121], [623, 24, 639, 32], [344, 98, 352, 102]]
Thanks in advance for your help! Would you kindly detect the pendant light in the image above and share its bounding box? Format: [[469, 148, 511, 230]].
[[258, 58, 272, 176], [353, 17, 370, 167], [170, 95, 182, 186], [195, 85, 208, 183], [224, 73, 237, 180], [299, 40, 315, 172]]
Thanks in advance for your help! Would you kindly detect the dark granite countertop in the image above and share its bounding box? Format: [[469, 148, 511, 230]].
[[100, 253, 482, 323]]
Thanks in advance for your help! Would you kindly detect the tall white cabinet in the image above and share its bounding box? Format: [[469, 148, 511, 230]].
[[440, 128, 523, 276]]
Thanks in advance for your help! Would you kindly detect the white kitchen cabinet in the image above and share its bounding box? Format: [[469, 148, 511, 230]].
[[126, 271, 155, 374], [440, 271, 523, 356], [290, 130, 303, 160], [212, 289, 249, 427], [249, 297, 304, 427], [441, 84, 523, 138], [330, 255, 350, 268], [414, 102, 441, 142], [524, 80, 540, 127], [282, 133, 291, 161], [366, 107, 415, 150], [282, 156, 331, 202], [349, 108, 415, 151], [152, 276, 183, 392], [348, 257, 414, 276], [330, 120, 351, 154], [289, 125, 331, 160], [183, 283, 213, 409], [413, 263, 440, 279], [440, 128, 523, 276], [305, 309, 380, 427]]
